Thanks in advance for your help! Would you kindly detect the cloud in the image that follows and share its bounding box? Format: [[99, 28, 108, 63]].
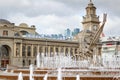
[[9, 14, 81, 34], [0, 0, 79, 18], [0, 0, 120, 36], [104, 15, 120, 36]]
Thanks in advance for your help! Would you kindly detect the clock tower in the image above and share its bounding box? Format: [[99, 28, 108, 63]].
[[82, 0, 100, 33]]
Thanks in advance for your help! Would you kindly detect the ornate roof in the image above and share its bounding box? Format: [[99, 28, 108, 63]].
[[0, 19, 11, 25], [19, 23, 28, 27]]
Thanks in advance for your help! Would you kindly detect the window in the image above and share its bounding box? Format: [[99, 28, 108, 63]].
[[34, 60, 36, 65], [3, 30, 8, 36], [33, 46, 37, 56], [14, 32, 20, 36], [23, 60, 25, 66], [65, 48, 68, 56], [22, 46, 26, 57], [28, 60, 31, 65], [20, 31, 28, 35], [56, 48, 58, 55], [27, 46, 31, 56], [45, 47, 48, 56]]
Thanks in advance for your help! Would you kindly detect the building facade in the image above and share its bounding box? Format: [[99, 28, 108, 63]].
[[0, 1, 104, 67], [0, 19, 79, 67]]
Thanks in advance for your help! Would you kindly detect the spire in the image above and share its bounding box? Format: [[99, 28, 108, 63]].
[[90, 0, 92, 2], [85, 0, 96, 16], [90, 0, 92, 3]]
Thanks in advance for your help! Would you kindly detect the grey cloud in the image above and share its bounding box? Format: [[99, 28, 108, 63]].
[[0, 0, 120, 18], [94, 0, 120, 17], [0, 0, 79, 18], [0, 0, 120, 36]]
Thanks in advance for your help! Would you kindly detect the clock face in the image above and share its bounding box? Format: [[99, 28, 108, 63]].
[[93, 25, 97, 31]]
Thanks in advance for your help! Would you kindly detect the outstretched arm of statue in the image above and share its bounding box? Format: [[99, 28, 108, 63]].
[[101, 13, 107, 27], [89, 13, 107, 49]]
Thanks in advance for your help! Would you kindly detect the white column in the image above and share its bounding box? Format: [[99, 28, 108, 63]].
[[68, 47, 71, 56], [53, 46, 56, 55], [25, 45, 27, 57], [20, 43, 22, 57], [14, 43, 16, 57], [63, 47, 66, 56], [58, 47, 61, 55], [72, 48, 75, 56], [37, 45, 39, 54], [31, 45, 33, 57], [39, 46, 42, 55], [48, 46, 51, 56], [42, 46, 45, 54]]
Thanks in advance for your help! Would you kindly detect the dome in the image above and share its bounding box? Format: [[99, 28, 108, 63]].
[[0, 19, 11, 25], [19, 23, 28, 27]]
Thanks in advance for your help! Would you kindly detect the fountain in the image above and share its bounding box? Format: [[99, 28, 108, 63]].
[[57, 68, 62, 80], [76, 75, 80, 80], [44, 73, 48, 80], [29, 64, 34, 80], [0, 52, 120, 80], [36, 52, 90, 68], [18, 72, 23, 80], [36, 53, 40, 68]]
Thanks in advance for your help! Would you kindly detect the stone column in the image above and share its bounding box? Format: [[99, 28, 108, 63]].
[[72, 48, 75, 56], [63, 47, 66, 56], [31, 45, 33, 57], [68, 47, 71, 56], [20, 43, 22, 57], [37, 45, 39, 54], [48, 46, 51, 56], [45, 46, 48, 56], [42, 46, 45, 55], [39, 46, 42, 54], [53, 46, 56, 55], [58, 47, 61, 55], [14, 43, 16, 57], [25, 45, 27, 57]]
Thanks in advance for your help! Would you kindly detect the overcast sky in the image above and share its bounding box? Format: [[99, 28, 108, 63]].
[[0, 0, 120, 36]]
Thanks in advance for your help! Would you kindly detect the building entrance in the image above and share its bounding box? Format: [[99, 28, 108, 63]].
[[0, 45, 10, 68], [1, 59, 9, 68]]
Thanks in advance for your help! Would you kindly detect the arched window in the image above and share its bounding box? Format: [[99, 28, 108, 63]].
[[3, 30, 8, 36], [0, 45, 9, 57], [20, 30, 28, 35], [27, 46, 31, 56]]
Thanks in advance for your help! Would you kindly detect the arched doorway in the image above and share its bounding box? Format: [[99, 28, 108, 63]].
[[0, 45, 10, 68]]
